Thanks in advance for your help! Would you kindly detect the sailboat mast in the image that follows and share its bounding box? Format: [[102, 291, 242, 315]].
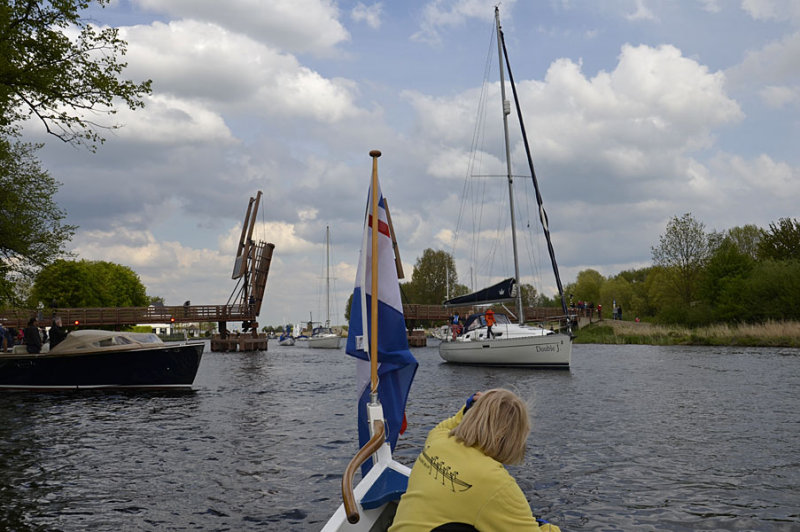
[[325, 225, 331, 327], [495, 7, 525, 324], [498, 10, 571, 323]]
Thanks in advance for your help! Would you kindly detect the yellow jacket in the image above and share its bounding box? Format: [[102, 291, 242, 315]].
[[389, 406, 560, 532]]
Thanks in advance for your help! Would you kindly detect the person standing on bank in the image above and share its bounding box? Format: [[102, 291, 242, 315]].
[[389, 389, 561, 531], [49, 316, 67, 349], [484, 308, 496, 339], [23, 317, 43, 354]]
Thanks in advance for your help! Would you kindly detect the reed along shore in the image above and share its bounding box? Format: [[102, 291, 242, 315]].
[[574, 319, 800, 348]]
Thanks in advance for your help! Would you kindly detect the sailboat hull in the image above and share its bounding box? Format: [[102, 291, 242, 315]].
[[308, 334, 342, 349], [439, 333, 571, 368]]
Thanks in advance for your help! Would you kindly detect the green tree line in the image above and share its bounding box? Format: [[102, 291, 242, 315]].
[[566, 214, 800, 326]]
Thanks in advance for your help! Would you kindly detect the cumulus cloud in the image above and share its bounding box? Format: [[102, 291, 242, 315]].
[[352, 2, 383, 29], [111, 94, 235, 144], [132, 0, 350, 55], [741, 0, 800, 24], [408, 43, 742, 193], [759, 85, 800, 108], [625, 0, 657, 21], [726, 31, 800, 90], [119, 20, 363, 123], [412, 0, 517, 44], [72, 228, 232, 304]]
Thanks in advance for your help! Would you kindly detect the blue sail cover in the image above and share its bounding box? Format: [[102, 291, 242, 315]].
[[443, 277, 517, 307], [346, 176, 418, 474]]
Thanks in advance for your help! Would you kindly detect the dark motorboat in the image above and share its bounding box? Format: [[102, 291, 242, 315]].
[[0, 330, 204, 391]]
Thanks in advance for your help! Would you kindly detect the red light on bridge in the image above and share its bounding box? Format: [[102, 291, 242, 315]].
[[74, 320, 80, 325]]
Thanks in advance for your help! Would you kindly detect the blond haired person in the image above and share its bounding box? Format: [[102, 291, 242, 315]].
[[389, 389, 560, 532]]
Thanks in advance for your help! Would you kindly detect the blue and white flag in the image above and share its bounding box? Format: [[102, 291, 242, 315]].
[[346, 177, 417, 473]]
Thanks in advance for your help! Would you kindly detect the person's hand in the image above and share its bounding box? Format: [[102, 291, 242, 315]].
[[464, 391, 484, 412]]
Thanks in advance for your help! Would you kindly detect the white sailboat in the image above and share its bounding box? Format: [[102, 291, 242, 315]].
[[439, 7, 573, 369], [322, 150, 418, 531], [309, 226, 343, 349], [277, 324, 295, 346]]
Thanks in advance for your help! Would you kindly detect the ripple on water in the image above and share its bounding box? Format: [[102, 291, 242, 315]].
[[0, 343, 798, 530]]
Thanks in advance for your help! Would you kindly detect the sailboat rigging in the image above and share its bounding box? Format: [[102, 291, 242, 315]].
[[438, 7, 572, 368], [309, 226, 342, 349]]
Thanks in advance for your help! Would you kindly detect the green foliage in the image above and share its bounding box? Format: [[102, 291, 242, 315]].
[[757, 218, 800, 261], [0, 0, 152, 146], [0, 140, 76, 304], [700, 239, 754, 321], [30, 259, 148, 308], [405, 249, 464, 305], [518, 283, 538, 306], [651, 213, 711, 305], [344, 292, 352, 322], [738, 260, 800, 321], [726, 224, 763, 260], [565, 269, 604, 304]]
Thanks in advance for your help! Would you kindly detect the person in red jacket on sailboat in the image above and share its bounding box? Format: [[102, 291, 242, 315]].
[[484, 308, 496, 339]]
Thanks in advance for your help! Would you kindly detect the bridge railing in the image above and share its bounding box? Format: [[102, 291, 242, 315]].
[[0, 304, 255, 329]]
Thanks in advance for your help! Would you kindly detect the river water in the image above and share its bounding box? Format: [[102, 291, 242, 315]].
[[1, 341, 798, 531]]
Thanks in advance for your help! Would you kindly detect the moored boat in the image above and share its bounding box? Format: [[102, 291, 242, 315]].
[[438, 8, 572, 368], [439, 311, 570, 367], [308, 325, 342, 349], [309, 226, 343, 349], [0, 329, 204, 391]]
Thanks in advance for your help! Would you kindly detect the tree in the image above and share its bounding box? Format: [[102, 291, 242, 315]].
[[30, 259, 148, 308], [700, 238, 754, 321], [757, 217, 800, 261], [651, 213, 711, 305], [0, 0, 152, 146], [615, 267, 656, 319], [406, 249, 463, 305], [344, 292, 352, 322], [725, 224, 763, 260], [1, 1, 151, 303], [567, 269, 604, 305], [0, 139, 76, 304], [600, 276, 633, 318], [518, 283, 538, 306]]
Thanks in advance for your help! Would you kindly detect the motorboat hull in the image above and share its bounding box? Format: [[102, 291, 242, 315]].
[[0, 343, 204, 391], [439, 333, 571, 368]]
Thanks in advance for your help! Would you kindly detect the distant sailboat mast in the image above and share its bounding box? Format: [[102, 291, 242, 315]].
[[495, 7, 525, 324], [325, 225, 331, 327]]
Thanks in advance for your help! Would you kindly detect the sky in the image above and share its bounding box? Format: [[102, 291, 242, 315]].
[[24, 0, 800, 327]]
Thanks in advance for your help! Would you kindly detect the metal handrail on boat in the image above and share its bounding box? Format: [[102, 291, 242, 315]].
[[342, 419, 386, 524]]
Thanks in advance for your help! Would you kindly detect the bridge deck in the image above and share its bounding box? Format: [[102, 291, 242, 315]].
[[1, 304, 568, 330]]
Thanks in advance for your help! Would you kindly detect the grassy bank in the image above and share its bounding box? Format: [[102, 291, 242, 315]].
[[574, 319, 800, 347]]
